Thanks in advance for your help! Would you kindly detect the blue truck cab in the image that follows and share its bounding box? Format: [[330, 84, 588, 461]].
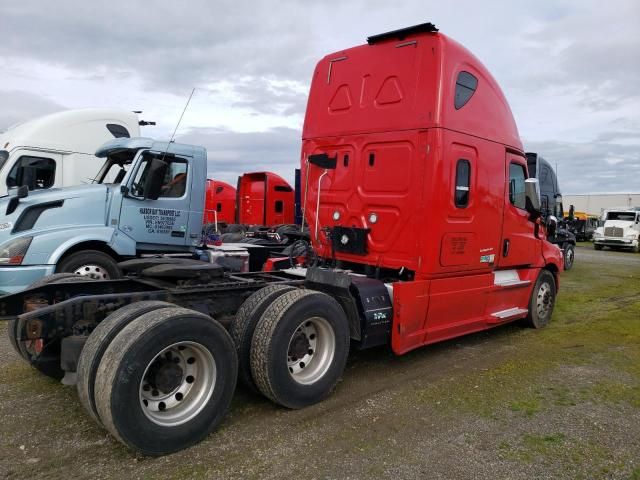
[[0, 138, 208, 293]]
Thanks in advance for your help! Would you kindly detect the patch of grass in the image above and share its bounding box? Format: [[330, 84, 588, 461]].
[[522, 432, 566, 452], [591, 382, 640, 408], [510, 398, 542, 416], [497, 433, 566, 464], [630, 467, 640, 480], [0, 361, 61, 397], [500, 432, 618, 475]]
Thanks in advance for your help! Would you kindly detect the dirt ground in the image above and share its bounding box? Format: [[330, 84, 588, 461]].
[[1, 244, 639, 480]]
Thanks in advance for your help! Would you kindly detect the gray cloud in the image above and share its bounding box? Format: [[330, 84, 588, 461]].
[[525, 138, 640, 194], [176, 127, 301, 186], [0, 90, 65, 131], [0, 1, 318, 92], [229, 79, 307, 117], [510, 2, 640, 111]]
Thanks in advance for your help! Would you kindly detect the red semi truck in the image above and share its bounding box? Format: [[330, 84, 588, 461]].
[[236, 171, 295, 225], [300, 22, 563, 354], [204, 173, 296, 228], [1, 23, 562, 455], [203, 179, 237, 225]]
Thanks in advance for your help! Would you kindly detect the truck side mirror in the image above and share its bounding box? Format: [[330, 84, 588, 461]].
[[524, 178, 541, 214], [547, 215, 558, 237], [568, 204, 575, 221], [144, 159, 168, 200]]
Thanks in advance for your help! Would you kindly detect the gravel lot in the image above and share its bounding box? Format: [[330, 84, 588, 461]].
[[1, 244, 639, 479]]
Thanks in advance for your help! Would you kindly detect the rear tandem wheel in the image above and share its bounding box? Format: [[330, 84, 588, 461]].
[[93, 307, 237, 456], [250, 289, 350, 409], [229, 284, 297, 392], [76, 301, 176, 425]]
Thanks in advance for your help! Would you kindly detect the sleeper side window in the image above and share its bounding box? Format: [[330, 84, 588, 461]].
[[454, 71, 478, 110], [275, 200, 284, 214], [7, 156, 56, 190], [454, 159, 471, 208], [509, 163, 527, 210], [106, 124, 130, 138]]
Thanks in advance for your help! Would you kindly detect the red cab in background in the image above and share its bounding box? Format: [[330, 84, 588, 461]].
[[237, 172, 295, 226], [204, 179, 237, 224]]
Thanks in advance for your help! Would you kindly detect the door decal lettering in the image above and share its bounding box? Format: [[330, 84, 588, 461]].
[[139, 207, 182, 234]]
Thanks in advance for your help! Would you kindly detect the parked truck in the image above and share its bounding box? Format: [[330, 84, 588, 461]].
[[564, 210, 598, 242], [593, 208, 640, 252], [0, 109, 146, 197], [0, 137, 210, 293], [204, 179, 236, 224], [0, 138, 305, 294], [0, 23, 563, 456], [526, 152, 576, 269], [236, 171, 295, 225]]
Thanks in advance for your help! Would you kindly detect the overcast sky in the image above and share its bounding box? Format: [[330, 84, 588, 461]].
[[1, 0, 638, 193]]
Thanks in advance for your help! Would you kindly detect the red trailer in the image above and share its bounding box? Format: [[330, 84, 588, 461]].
[[237, 171, 295, 225], [204, 179, 236, 225]]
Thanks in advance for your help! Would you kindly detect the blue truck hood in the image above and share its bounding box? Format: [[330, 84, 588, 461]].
[[0, 184, 112, 244]]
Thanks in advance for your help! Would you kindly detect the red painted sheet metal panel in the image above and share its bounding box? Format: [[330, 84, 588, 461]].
[[238, 172, 295, 226], [391, 280, 430, 355], [265, 172, 295, 225], [303, 33, 438, 139], [303, 32, 522, 151], [204, 180, 236, 224], [301, 130, 426, 272], [238, 173, 266, 225]]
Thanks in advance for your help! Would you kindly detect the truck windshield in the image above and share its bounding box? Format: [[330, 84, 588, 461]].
[[0, 150, 8, 171], [606, 212, 636, 221], [94, 158, 132, 184]]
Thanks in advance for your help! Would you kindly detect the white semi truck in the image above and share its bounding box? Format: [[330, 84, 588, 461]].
[[0, 109, 147, 197], [593, 208, 640, 252]]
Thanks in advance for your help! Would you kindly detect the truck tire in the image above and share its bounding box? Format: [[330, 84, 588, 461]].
[[250, 289, 350, 409], [524, 269, 556, 329], [56, 250, 121, 280], [230, 285, 296, 392], [594, 244, 603, 251], [93, 307, 237, 456], [8, 273, 96, 379], [76, 301, 176, 426], [563, 244, 575, 270]]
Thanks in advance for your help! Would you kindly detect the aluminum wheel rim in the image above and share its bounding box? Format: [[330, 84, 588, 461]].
[[139, 341, 216, 427], [287, 317, 335, 385], [73, 264, 110, 280], [566, 249, 574, 267], [536, 282, 553, 319]]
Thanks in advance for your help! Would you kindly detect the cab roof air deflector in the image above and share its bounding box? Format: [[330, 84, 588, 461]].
[[367, 23, 439, 45]]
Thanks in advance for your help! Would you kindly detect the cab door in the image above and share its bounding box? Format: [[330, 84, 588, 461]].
[[118, 154, 192, 248], [497, 153, 540, 267]]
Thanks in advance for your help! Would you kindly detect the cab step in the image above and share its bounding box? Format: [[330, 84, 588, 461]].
[[488, 307, 528, 323]]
